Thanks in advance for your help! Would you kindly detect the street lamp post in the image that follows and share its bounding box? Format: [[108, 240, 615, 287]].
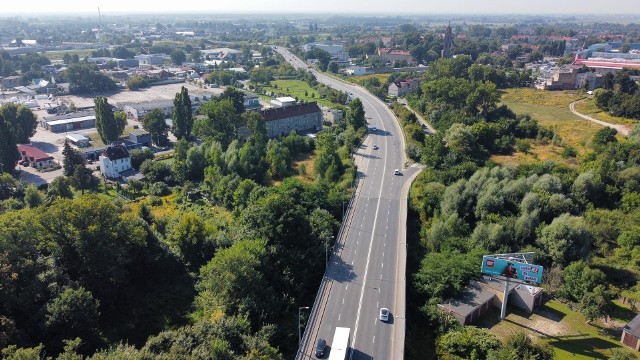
[[325, 236, 334, 270], [298, 306, 310, 349]]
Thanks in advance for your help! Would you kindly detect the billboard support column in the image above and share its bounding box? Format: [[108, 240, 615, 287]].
[[500, 278, 509, 320]]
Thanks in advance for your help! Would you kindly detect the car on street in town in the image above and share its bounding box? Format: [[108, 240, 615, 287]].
[[314, 338, 326, 357], [373, 144, 379, 150], [394, 169, 401, 175], [379, 307, 390, 322]]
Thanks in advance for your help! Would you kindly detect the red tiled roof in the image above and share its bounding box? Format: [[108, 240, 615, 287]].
[[260, 102, 321, 122], [17, 144, 53, 162]]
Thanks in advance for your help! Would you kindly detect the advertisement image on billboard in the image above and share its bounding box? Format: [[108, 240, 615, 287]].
[[481, 256, 544, 284]]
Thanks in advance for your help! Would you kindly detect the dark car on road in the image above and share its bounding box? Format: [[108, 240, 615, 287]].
[[315, 338, 326, 357]]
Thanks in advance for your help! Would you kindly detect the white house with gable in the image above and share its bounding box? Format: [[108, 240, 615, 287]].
[[99, 144, 132, 179]]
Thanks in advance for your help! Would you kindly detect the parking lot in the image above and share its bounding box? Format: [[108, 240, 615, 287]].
[[58, 82, 224, 108]]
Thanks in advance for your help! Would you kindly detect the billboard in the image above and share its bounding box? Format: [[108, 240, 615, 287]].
[[481, 256, 544, 284]]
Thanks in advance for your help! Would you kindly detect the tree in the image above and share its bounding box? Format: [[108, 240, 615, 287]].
[[0, 103, 37, 144], [581, 285, 609, 323], [142, 108, 168, 146], [45, 287, 101, 353], [71, 164, 98, 194], [328, 61, 339, 73], [125, 75, 149, 90], [170, 50, 186, 65], [346, 98, 366, 129], [129, 148, 154, 170], [436, 326, 502, 360], [488, 331, 553, 360], [172, 86, 193, 139], [592, 127, 617, 147], [266, 139, 290, 179], [220, 87, 246, 114], [47, 176, 73, 201], [194, 98, 238, 149], [166, 212, 215, 272], [140, 160, 172, 184], [64, 63, 117, 94], [195, 239, 270, 321], [94, 97, 124, 144], [562, 261, 606, 302], [112, 46, 135, 59], [23, 183, 43, 208], [62, 140, 85, 176], [0, 112, 19, 174], [538, 214, 593, 266]]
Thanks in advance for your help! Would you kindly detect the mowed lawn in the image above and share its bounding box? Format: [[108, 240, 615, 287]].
[[497, 88, 605, 163], [480, 299, 640, 359], [263, 80, 340, 108]]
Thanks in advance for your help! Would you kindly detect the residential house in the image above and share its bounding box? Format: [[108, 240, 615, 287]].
[[622, 314, 640, 351], [135, 54, 167, 66], [322, 106, 344, 124], [388, 78, 421, 97], [374, 48, 415, 65], [129, 129, 152, 147], [1, 76, 21, 89], [239, 102, 322, 139], [123, 100, 175, 120], [243, 92, 261, 110], [201, 48, 243, 61], [99, 144, 132, 179], [303, 42, 349, 62], [538, 65, 586, 90], [17, 144, 54, 169]]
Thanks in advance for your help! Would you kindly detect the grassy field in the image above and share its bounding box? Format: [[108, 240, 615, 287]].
[[262, 80, 340, 108], [291, 152, 315, 184], [346, 73, 391, 85], [480, 299, 640, 359], [573, 98, 637, 126], [497, 88, 606, 164], [41, 49, 94, 62]]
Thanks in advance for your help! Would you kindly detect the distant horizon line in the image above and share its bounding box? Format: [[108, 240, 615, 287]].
[[1, 11, 640, 17]]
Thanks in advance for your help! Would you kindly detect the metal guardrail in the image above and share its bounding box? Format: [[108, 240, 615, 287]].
[[296, 175, 361, 360]]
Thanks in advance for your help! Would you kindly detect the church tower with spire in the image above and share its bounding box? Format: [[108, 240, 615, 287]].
[[442, 21, 453, 58]]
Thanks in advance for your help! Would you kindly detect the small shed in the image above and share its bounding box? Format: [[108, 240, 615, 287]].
[[622, 313, 640, 351], [438, 281, 496, 325], [65, 133, 90, 148], [129, 129, 152, 147]]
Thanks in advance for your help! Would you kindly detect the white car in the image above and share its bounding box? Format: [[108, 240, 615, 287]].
[[379, 308, 390, 322], [394, 169, 401, 175], [373, 144, 379, 150]]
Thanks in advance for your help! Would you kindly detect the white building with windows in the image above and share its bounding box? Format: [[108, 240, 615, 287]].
[[99, 144, 132, 179]]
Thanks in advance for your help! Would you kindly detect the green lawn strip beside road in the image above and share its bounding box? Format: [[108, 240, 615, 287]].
[[480, 299, 639, 359], [262, 79, 341, 108], [501, 88, 603, 156], [345, 73, 391, 86]]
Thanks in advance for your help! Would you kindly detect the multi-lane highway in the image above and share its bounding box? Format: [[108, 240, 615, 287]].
[[274, 47, 421, 360]]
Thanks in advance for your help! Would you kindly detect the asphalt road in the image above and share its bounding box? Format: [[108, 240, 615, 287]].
[[274, 48, 420, 360]]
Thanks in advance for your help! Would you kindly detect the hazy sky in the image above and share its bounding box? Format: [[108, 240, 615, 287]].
[[3, 0, 640, 15]]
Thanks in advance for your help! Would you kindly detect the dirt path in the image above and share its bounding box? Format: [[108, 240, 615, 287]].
[[569, 99, 631, 136]]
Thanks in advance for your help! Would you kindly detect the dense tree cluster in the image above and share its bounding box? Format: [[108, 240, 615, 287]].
[[593, 72, 640, 119], [63, 63, 117, 94]]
